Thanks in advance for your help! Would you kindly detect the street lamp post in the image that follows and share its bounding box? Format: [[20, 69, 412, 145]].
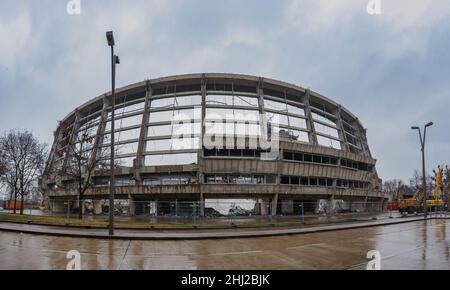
[[411, 122, 434, 219], [106, 31, 120, 236]]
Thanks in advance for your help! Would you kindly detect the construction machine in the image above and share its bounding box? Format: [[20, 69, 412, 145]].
[[397, 181, 421, 215], [442, 165, 450, 211], [427, 166, 444, 211], [397, 166, 444, 215]]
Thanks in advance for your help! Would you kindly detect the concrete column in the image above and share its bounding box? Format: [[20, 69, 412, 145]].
[[199, 193, 205, 217], [43, 125, 62, 176], [154, 199, 158, 217], [271, 194, 278, 216], [363, 196, 369, 212], [62, 110, 83, 173], [128, 194, 136, 216], [335, 106, 350, 153], [259, 199, 267, 215], [198, 76, 207, 204], [303, 90, 318, 145], [356, 121, 371, 157], [85, 95, 109, 174], [328, 195, 335, 215], [257, 78, 267, 140], [93, 200, 103, 215], [200, 74, 207, 156], [135, 82, 152, 183]]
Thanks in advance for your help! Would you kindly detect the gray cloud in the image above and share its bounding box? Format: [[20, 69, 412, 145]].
[[0, 0, 448, 182]]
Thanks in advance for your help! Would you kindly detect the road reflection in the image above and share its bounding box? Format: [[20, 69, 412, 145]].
[[1, 220, 450, 270]]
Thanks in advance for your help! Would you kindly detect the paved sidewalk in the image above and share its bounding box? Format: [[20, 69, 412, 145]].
[[0, 215, 442, 240]]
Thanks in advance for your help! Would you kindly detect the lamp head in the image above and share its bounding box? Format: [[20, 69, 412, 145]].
[[106, 31, 115, 46]]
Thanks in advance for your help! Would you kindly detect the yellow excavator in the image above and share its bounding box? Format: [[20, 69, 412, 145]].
[[397, 181, 421, 215], [442, 165, 450, 211], [427, 166, 444, 211], [397, 166, 444, 215]]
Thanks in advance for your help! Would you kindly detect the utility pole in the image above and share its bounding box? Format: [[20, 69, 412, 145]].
[[106, 31, 120, 236], [412, 122, 433, 219]]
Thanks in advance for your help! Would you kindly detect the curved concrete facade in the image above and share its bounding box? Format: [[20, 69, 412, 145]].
[[41, 73, 384, 215]]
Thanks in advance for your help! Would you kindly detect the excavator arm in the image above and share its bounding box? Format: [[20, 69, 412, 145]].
[[433, 166, 443, 201], [443, 165, 450, 209], [414, 186, 425, 204], [395, 181, 403, 202]]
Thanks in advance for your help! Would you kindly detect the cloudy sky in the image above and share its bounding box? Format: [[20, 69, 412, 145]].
[[0, 0, 449, 182]]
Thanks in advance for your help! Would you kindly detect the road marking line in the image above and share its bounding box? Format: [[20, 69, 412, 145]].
[[286, 243, 326, 250], [117, 240, 131, 270], [209, 250, 264, 256]]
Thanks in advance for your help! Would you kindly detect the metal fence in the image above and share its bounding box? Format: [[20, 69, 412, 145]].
[[0, 198, 408, 229], [3, 197, 449, 229]]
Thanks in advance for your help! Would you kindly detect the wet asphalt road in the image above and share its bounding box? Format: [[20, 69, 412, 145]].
[[1, 219, 449, 270]]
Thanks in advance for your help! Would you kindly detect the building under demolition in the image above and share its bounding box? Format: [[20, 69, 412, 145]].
[[40, 73, 384, 216]]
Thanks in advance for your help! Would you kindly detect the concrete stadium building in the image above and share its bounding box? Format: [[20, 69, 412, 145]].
[[41, 73, 384, 216]]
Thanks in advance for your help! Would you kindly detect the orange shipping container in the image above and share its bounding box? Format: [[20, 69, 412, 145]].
[[5, 200, 23, 210]]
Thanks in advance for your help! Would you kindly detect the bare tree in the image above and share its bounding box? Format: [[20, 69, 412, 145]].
[[0, 130, 47, 214], [408, 169, 434, 197], [1, 132, 22, 213], [383, 179, 401, 201], [0, 153, 7, 196], [0, 158, 7, 201], [0, 156, 5, 176], [64, 126, 110, 219], [409, 169, 421, 192]]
